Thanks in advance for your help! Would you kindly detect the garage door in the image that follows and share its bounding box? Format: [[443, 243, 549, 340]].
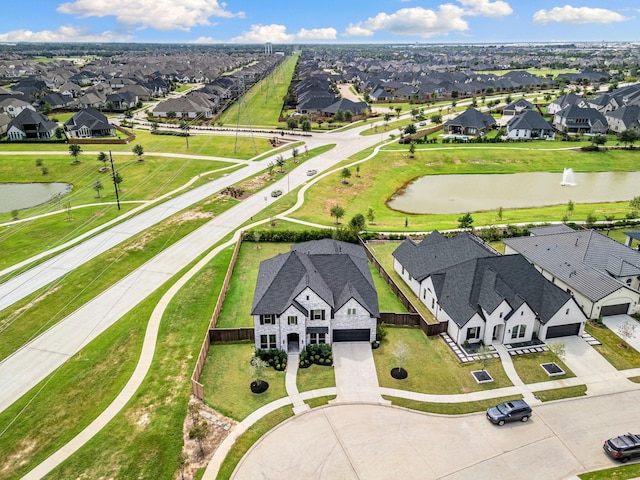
[[332, 329, 370, 342], [546, 323, 581, 338], [601, 304, 630, 316]]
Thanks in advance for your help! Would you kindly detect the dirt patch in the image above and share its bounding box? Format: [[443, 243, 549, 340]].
[[3, 286, 61, 323], [0, 439, 37, 475], [179, 397, 238, 479], [392, 160, 408, 167], [241, 173, 272, 192]]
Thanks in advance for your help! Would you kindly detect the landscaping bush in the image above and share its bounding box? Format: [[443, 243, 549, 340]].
[[301, 343, 333, 367], [255, 348, 287, 371]]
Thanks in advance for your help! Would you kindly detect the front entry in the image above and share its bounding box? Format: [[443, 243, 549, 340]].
[[287, 333, 300, 353], [492, 324, 503, 343]]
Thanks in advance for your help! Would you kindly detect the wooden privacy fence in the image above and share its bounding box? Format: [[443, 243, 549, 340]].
[[209, 328, 254, 343], [191, 234, 244, 401]]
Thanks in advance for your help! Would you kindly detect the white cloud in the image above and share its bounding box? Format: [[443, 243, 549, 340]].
[[344, 5, 469, 38], [344, 24, 374, 37], [230, 24, 337, 43], [533, 5, 627, 25], [57, 0, 244, 31], [0, 25, 129, 42], [458, 0, 513, 17], [192, 36, 220, 44]]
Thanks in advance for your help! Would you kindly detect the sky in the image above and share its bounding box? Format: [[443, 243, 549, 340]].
[[0, 1, 638, 44]]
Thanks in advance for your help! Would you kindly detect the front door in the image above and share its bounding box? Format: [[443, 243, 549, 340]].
[[492, 324, 503, 343], [287, 333, 300, 354]]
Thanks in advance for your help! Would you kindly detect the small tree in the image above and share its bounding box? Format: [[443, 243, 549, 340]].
[[383, 113, 391, 125], [404, 124, 417, 135], [355, 164, 360, 177], [132, 144, 144, 162], [618, 129, 639, 148], [348, 213, 366, 231], [177, 452, 189, 480], [629, 196, 640, 211], [591, 134, 607, 148], [188, 401, 201, 426], [189, 420, 209, 456], [275, 154, 285, 173], [366, 207, 375, 225], [547, 341, 566, 361], [35, 158, 44, 167], [394, 107, 402, 118], [476, 345, 495, 371], [409, 142, 416, 158], [430, 114, 442, 124], [330, 205, 345, 224], [391, 341, 409, 379], [458, 212, 474, 230], [497, 206, 504, 221], [301, 119, 311, 131], [97, 151, 108, 170], [567, 199, 575, 217], [93, 180, 104, 198], [585, 212, 597, 228], [340, 167, 352, 184], [334, 110, 345, 123], [250, 356, 269, 393], [617, 320, 637, 348], [286, 116, 298, 130], [344, 110, 353, 123], [69, 144, 82, 164], [291, 147, 299, 163], [10, 209, 18, 221], [114, 171, 123, 191]]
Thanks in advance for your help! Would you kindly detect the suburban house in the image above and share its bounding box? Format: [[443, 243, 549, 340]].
[[553, 105, 608, 134], [251, 239, 379, 353], [392, 231, 587, 347], [604, 105, 640, 133], [505, 110, 555, 140], [152, 97, 213, 119], [501, 98, 535, 117], [64, 108, 116, 138], [443, 107, 496, 136], [6, 109, 57, 140], [503, 226, 640, 319], [0, 97, 35, 118], [547, 93, 586, 115]]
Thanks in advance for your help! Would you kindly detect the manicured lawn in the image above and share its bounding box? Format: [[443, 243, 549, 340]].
[[215, 242, 292, 328], [217, 53, 299, 128], [374, 327, 513, 394], [369, 263, 407, 312], [198, 342, 287, 421], [384, 394, 522, 415], [289, 145, 640, 232], [44, 247, 234, 480], [297, 364, 336, 392], [580, 463, 640, 480], [533, 385, 587, 402], [586, 322, 640, 370], [511, 351, 575, 384]]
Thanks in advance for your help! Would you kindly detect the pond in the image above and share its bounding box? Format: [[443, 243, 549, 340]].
[[387, 171, 640, 214], [0, 183, 73, 214]]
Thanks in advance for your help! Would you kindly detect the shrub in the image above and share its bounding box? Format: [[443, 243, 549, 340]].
[[255, 348, 288, 370]]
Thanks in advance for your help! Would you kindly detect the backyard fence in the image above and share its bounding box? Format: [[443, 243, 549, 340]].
[[190, 234, 244, 401], [209, 328, 255, 343]]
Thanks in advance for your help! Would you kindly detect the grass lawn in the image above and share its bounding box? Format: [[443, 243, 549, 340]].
[[0, 244, 235, 479], [216, 405, 294, 480], [198, 342, 287, 421], [217, 53, 299, 128], [384, 394, 522, 415], [533, 385, 587, 402], [44, 246, 234, 480], [374, 327, 513, 394], [586, 322, 640, 370], [511, 352, 575, 384], [215, 242, 292, 328], [369, 263, 407, 312], [580, 464, 640, 480], [297, 364, 336, 392], [289, 145, 640, 232]]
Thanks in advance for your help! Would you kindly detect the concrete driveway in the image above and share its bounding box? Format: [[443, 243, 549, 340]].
[[232, 391, 640, 480], [332, 342, 388, 404]]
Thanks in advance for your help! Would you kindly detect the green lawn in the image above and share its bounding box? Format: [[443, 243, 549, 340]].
[[198, 342, 287, 421], [297, 364, 336, 392], [369, 263, 407, 312], [580, 464, 640, 480], [586, 322, 640, 370], [511, 351, 575, 384], [374, 327, 513, 394], [217, 53, 299, 128], [289, 146, 640, 232], [533, 385, 587, 402], [384, 394, 522, 415]]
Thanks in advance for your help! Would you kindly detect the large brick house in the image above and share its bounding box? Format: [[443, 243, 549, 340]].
[[251, 239, 379, 353]]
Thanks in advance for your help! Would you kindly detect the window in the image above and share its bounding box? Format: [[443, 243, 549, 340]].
[[260, 334, 277, 349], [499, 312, 503, 318], [431, 298, 435, 309], [260, 314, 275, 325], [627, 279, 632, 286], [288, 315, 298, 325], [311, 309, 325, 320], [347, 308, 356, 315], [466, 327, 480, 340], [565, 308, 570, 315], [511, 325, 526, 339], [309, 333, 326, 344]]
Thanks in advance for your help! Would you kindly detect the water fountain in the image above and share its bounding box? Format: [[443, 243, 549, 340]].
[[561, 168, 576, 186]]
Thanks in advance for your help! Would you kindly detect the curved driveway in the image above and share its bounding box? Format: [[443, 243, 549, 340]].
[[233, 393, 640, 480]]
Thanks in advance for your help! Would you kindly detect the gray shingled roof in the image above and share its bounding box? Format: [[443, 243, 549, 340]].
[[504, 230, 640, 302], [529, 224, 575, 236], [506, 110, 553, 131], [444, 107, 496, 130], [251, 240, 379, 317]]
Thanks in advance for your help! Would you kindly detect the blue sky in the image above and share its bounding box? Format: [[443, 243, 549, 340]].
[[0, 1, 637, 44]]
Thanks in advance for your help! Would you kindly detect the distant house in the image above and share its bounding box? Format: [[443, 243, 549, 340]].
[[444, 107, 496, 136], [504, 226, 640, 319], [322, 98, 369, 117], [392, 231, 587, 347], [502, 98, 535, 117], [0, 97, 35, 118], [547, 94, 586, 115], [152, 97, 213, 119], [553, 105, 608, 134], [506, 110, 555, 140], [6, 109, 57, 140], [64, 108, 115, 138], [106, 91, 138, 111], [39, 92, 74, 110], [604, 105, 640, 134], [251, 239, 379, 353]]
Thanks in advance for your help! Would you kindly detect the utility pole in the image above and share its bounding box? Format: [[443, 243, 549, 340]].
[[109, 151, 121, 210]]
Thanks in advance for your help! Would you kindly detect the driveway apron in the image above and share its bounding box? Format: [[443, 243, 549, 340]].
[[331, 342, 389, 404]]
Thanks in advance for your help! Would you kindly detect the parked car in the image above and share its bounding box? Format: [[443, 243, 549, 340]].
[[604, 433, 640, 462], [418, 121, 427, 126], [486, 400, 532, 426], [271, 189, 282, 197], [306, 169, 317, 176]]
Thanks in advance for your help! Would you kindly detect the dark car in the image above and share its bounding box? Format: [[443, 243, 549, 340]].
[[486, 400, 532, 426], [604, 433, 640, 462], [271, 189, 282, 197]]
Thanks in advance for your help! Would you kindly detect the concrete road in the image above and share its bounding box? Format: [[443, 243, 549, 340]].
[[233, 391, 640, 479]]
